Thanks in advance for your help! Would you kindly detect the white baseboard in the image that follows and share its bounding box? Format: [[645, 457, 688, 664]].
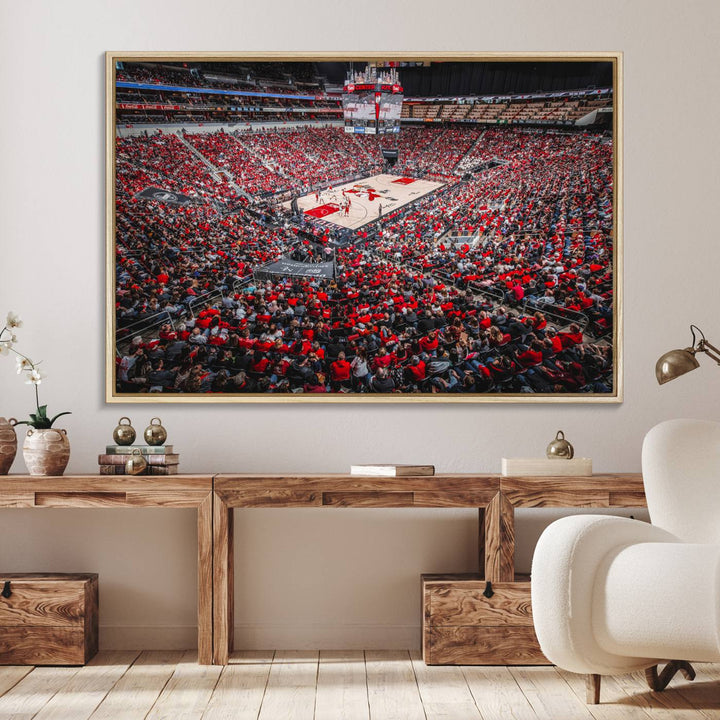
[[99, 624, 421, 650]]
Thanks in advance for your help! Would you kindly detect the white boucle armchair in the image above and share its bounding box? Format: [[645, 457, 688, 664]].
[[531, 418, 720, 704]]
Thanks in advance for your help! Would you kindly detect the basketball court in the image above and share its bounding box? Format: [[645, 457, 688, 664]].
[[284, 173, 445, 230]]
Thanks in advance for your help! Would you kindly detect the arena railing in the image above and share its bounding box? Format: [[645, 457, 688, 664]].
[[116, 310, 176, 356], [467, 281, 505, 305], [522, 298, 589, 331], [232, 276, 255, 295], [116, 280, 260, 357], [188, 291, 224, 318]]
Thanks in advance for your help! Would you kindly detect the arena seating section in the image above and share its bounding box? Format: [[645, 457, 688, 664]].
[[115, 64, 614, 395]]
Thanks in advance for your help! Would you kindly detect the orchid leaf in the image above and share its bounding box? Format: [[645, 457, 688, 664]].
[[48, 411, 72, 427]]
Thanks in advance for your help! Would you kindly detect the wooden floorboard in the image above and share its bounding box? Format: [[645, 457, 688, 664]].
[[462, 665, 538, 720], [610, 669, 708, 720], [257, 651, 319, 720], [671, 663, 720, 720], [509, 665, 596, 720], [89, 650, 184, 720], [1, 653, 718, 719], [202, 651, 274, 720], [145, 649, 222, 720], [365, 650, 426, 720], [314, 650, 369, 720], [0, 667, 33, 699], [33, 651, 140, 720], [555, 668, 653, 720], [410, 649, 484, 719], [0, 665, 81, 719]]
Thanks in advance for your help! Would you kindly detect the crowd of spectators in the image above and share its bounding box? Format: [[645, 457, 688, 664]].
[[117, 65, 206, 88], [116, 63, 343, 126], [115, 124, 615, 394]]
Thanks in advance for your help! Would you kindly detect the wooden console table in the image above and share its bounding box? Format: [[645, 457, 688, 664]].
[[212, 473, 646, 665], [0, 473, 647, 666], [0, 475, 214, 665]]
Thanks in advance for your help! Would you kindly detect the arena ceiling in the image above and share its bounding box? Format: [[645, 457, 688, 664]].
[[194, 60, 612, 96]]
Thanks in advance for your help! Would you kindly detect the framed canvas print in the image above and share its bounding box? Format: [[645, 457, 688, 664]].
[[106, 52, 622, 403]]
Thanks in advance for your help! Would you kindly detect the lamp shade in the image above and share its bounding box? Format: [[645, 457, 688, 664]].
[[655, 348, 700, 385]]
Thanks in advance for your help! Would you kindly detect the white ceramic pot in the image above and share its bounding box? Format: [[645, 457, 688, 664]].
[[0, 417, 17, 475], [22, 428, 70, 476]]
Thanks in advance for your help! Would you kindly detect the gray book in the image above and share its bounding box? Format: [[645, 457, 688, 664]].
[[105, 445, 174, 455]]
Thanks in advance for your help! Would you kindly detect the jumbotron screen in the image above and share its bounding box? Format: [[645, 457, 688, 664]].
[[343, 67, 403, 134]]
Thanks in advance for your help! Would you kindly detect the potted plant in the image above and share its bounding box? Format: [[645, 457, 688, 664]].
[[0, 312, 72, 476]]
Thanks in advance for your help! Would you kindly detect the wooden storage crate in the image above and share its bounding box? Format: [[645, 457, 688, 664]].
[[0, 573, 98, 665], [422, 573, 548, 665]]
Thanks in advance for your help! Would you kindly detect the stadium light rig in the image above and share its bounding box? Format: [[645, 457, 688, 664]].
[[655, 325, 720, 384]]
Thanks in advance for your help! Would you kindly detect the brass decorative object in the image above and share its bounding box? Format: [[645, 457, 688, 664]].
[[125, 448, 147, 475], [546, 430, 574, 459], [0, 417, 18, 475], [656, 325, 720, 384], [112, 416, 136, 445], [144, 418, 167, 446]]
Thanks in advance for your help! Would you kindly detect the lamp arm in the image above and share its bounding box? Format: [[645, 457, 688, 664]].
[[698, 339, 720, 365]]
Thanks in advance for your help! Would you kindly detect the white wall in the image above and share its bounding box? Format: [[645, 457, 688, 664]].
[[1, 0, 719, 650]]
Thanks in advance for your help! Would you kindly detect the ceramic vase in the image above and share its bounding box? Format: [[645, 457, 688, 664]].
[[0, 417, 17, 475], [22, 428, 70, 476]]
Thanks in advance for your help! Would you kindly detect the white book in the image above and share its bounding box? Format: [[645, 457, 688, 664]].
[[501, 457, 592, 476], [350, 464, 435, 477]]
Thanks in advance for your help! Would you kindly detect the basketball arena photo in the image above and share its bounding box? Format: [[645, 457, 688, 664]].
[[110, 56, 618, 399]]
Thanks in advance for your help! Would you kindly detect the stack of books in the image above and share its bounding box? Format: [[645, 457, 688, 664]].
[[98, 445, 180, 475]]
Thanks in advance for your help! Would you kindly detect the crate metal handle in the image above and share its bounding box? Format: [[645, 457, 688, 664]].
[[1, 581, 11, 599]]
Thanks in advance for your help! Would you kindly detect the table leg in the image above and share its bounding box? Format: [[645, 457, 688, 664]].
[[478, 507, 486, 577], [197, 493, 213, 665], [483, 492, 515, 582], [213, 492, 234, 665]]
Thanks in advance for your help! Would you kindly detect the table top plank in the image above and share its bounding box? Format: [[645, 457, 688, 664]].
[[501, 474, 646, 507], [0, 473, 646, 509], [0, 475, 213, 494], [217, 475, 502, 508], [215, 474, 645, 509]]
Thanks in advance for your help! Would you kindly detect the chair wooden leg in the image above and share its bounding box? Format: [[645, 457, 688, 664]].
[[586, 674, 601, 704], [645, 661, 696, 692]]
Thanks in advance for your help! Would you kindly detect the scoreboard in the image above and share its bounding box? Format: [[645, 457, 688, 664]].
[[343, 78, 403, 135]]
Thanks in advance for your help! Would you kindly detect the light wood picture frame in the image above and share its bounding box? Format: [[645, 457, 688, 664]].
[[106, 52, 622, 403]]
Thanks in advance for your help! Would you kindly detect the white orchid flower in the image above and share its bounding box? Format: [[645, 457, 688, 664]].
[[25, 368, 46, 385], [6, 312, 22, 329], [0, 342, 10, 356], [16, 356, 33, 373]]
